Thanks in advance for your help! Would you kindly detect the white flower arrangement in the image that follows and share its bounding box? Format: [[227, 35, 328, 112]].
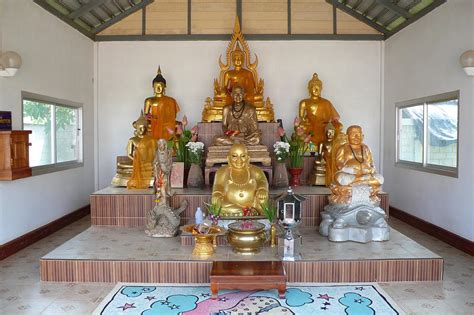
[[273, 141, 290, 162], [185, 141, 204, 153], [186, 141, 205, 164]]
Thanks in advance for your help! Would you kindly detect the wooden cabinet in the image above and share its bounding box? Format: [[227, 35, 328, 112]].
[[0, 130, 32, 180]]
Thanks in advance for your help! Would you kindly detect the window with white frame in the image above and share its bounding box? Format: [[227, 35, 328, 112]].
[[22, 92, 83, 172], [396, 91, 459, 177]]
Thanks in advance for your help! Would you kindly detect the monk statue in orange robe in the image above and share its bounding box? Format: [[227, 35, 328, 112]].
[[144, 67, 180, 140], [126, 112, 158, 189], [299, 73, 341, 148]]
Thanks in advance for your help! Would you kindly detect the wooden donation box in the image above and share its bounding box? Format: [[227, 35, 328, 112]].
[[210, 261, 286, 299], [0, 130, 32, 180]]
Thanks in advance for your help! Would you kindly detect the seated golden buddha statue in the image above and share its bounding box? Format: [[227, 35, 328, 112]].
[[211, 143, 269, 217], [299, 73, 341, 148], [144, 67, 180, 141], [330, 125, 384, 204], [202, 17, 274, 122], [206, 86, 271, 167], [111, 112, 157, 188], [309, 122, 336, 186]]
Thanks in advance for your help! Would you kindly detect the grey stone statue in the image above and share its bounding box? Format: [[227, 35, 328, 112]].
[[145, 139, 187, 237]]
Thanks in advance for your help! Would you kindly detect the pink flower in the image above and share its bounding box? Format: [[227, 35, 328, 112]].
[[296, 126, 305, 137], [304, 134, 312, 143], [191, 125, 198, 135], [277, 127, 286, 137], [182, 115, 188, 127], [176, 125, 183, 135], [294, 117, 301, 126], [166, 127, 175, 135]]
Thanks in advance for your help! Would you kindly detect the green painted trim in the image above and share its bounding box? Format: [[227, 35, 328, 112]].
[[386, 0, 446, 38], [375, 0, 413, 19]]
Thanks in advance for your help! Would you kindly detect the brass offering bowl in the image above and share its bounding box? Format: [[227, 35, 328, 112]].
[[181, 224, 226, 257], [227, 221, 266, 254]]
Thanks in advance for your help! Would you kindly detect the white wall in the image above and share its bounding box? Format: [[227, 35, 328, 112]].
[[97, 41, 383, 188], [384, 0, 474, 241], [0, 0, 94, 244]]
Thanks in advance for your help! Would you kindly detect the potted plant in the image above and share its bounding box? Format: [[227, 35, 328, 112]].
[[272, 139, 290, 188], [185, 139, 204, 188], [261, 200, 278, 247], [204, 201, 222, 226], [278, 117, 311, 186], [167, 116, 198, 188]]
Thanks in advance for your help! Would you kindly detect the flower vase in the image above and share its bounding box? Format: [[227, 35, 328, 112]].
[[288, 167, 303, 186], [270, 223, 278, 247], [186, 163, 203, 188], [272, 162, 289, 188]]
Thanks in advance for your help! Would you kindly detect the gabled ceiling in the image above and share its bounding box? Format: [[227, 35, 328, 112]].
[[34, 0, 153, 39], [330, 0, 446, 38], [34, 0, 446, 41]]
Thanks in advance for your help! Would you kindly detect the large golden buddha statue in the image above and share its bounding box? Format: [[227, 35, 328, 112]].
[[211, 144, 269, 217], [202, 17, 274, 122], [111, 112, 157, 188], [299, 73, 341, 148], [330, 125, 384, 204], [144, 67, 180, 140]]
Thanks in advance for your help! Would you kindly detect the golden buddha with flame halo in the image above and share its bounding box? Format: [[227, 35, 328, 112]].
[[110, 111, 158, 189], [144, 67, 180, 141], [202, 17, 274, 122], [211, 143, 269, 217], [299, 73, 341, 148], [330, 125, 384, 204]]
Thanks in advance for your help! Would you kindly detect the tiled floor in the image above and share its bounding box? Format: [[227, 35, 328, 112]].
[[0, 216, 473, 314]]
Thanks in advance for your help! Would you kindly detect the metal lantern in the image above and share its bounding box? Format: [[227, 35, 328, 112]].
[[277, 187, 306, 261]]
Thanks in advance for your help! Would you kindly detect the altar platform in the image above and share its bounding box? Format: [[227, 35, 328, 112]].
[[39, 225, 443, 283], [90, 186, 389, 228]]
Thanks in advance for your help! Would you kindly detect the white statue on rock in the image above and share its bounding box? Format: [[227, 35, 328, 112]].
[[319, 125, 389, 243]]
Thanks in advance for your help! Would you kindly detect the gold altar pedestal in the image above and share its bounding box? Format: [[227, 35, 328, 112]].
[[205, 145, 271, 167]]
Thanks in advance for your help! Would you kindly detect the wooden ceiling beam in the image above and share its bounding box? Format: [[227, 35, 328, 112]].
[[68, 0, 108, 19], [92, 0, 154, 34], [328, 0, 387, 35], [375, 0, 412, 19]]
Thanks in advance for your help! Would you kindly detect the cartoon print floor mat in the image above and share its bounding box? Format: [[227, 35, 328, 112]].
[[93, 283, 405, 315]]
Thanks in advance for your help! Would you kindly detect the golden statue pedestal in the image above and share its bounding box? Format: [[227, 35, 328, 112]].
[[308, 161, 326, 186], [205, 145, 271, 167]]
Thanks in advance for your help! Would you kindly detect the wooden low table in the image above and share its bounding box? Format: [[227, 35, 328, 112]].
[[210, 261, 286, 299]]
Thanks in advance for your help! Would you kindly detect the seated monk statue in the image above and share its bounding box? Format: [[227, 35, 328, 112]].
[[144, 67, 180, 141], [126, 112, 158, 189], [211, 143, 269, 217], [213, 86, 261, 146], [331, 125, 384, 204], [299, 73, 341, 148]]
